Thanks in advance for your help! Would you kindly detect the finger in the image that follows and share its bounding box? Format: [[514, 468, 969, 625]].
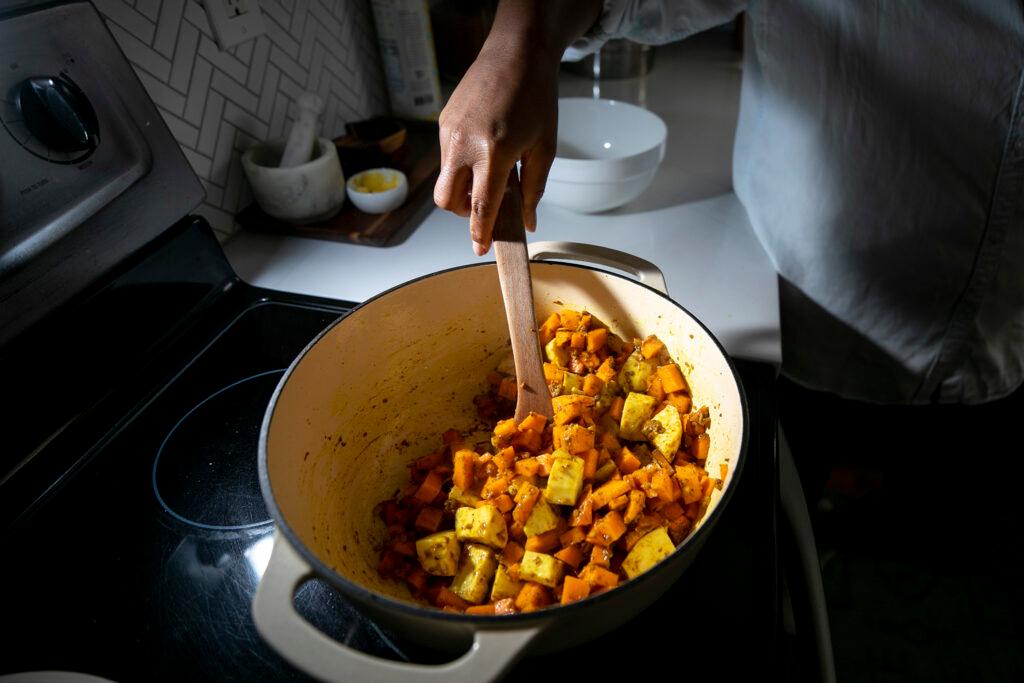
[[434, 163, 472, 217], [519, 144, 554, 232], [469, 158, 515, 255]]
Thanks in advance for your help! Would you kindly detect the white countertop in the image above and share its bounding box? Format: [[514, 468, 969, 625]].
[[225, 32, 781, 365]]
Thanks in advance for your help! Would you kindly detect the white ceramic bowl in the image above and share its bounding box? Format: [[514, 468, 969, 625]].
[[545, 98, 667, 213], [346, 168, 408, 214]]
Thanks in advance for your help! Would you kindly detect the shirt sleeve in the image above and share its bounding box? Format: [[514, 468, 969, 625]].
[[564, 0, 749, 60]]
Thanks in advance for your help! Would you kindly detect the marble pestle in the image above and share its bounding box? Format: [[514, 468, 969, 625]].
[[279, 93, 324, 168]]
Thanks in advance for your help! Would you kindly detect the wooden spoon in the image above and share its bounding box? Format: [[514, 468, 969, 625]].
[[492, 169, 554, 422]]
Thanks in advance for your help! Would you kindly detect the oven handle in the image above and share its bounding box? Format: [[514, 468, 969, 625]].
[[252, 531, 540, 683], [528, 241, 669, 295]]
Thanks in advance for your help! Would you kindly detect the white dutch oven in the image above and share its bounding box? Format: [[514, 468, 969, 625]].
[[253, 242, 748, 682]]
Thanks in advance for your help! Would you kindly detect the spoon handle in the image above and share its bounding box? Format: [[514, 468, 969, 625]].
[[492, 169, 553, 422]]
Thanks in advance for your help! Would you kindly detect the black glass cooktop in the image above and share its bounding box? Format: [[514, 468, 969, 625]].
[[0, 219, 780, 681]]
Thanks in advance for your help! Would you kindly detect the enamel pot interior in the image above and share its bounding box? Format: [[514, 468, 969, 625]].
[[261, 262, 745, 617]]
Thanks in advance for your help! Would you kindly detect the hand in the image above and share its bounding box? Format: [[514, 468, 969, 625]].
[[433, 42, 559, 255]]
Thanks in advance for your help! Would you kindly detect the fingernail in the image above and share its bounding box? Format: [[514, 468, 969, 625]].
[[473, 241, 486, 256]]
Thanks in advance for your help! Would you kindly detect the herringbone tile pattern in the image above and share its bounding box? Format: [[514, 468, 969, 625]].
[[95, 0, 388, 239]]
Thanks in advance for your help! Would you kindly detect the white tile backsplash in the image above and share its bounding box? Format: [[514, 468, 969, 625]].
[[96, 0, 388, 241]]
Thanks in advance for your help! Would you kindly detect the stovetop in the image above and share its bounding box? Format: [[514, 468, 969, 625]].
[[0, 218, 780, 681]]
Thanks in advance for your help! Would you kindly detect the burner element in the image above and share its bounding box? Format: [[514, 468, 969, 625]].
[[152, 369, 283, 531]]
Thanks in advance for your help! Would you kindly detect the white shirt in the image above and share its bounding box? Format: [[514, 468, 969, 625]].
[[568, 0, 1024, 404]]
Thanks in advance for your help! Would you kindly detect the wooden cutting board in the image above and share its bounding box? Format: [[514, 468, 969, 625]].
[[236, 121, 440, 247]]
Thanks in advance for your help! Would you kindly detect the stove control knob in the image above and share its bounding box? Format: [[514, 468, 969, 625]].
[[17, 74, 99, 154]]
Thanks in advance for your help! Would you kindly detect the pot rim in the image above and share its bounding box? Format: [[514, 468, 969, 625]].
[[258, 260, 750, 624]]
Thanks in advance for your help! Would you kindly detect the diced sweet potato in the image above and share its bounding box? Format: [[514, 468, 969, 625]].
[[640, 335, 665, 360], [493, 418, 518, 439], [515, 583, 551, 613], [579, 564, 620, 588], [559, 309, 581, 330], [675, 463, 703, 505], [453, 449, 477, 491], [561, 575, 591, 605], [494, 597, 517, 615], [656, 363, 688, 394], [518, 412, 548, 433], [623, 490, 646, 525], [591, 479, 633, 509], [435, 587, 470, 611], [502, 541, 525, 565], [553, 544, 584, 570], [414, 507, 444, 534], [586, 511, 627, 547], [586, 328, 608, 353], [525, 528, 561, 553]]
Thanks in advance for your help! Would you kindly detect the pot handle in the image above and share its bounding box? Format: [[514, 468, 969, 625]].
[[527, 241, 669, 295], [253, 532, 541, 683]]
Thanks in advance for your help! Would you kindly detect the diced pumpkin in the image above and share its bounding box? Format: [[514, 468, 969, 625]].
[[553, 423, 594, 454], [449, 543, 499, 604], [435, 586, 471, 611], [595, 357, 617, 383], [538, 313, 561, 346], [623, 490, 646, 524], [414, 507, 444, 534], [586, 511, 627, 547], [590, 478, 633, 509], [515, 583, 551, 613], [590, 545, 612, 568], [693, 433, 711, 460], [561, 575, 591, 605], [582, 374, 604, 397], [608, 395, 625, 421], [493, 418, 518, 439], [525, 527, 562, 553], [656, 363, 688, 394], [640, 335, 665, 360], [582, 448, 599, 479], [465, 604, 496, 616], [615, 445, 642, 474], [453, 449, 478, 491], [512, 484, 540, 525], [586, 327, 608, 353], [518, 412, 548, 433], [675, 463, 704, 504], [553, 544, 584, 570], [579, 564, 619, 588], [494, 597, 517, 615], [621, 527, 675, 580], [455, 505, 508, 549], [415, 531, 460, 576], [559, 309, 581, 330], [414, 470, 445, 505], [666, 392, 691, 414], [501, 541, 525, 565], [543, 362, 564, 384], [514, 458, 541, 477]]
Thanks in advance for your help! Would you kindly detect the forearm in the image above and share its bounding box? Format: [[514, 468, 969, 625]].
[[482, 0, 603, 66]]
